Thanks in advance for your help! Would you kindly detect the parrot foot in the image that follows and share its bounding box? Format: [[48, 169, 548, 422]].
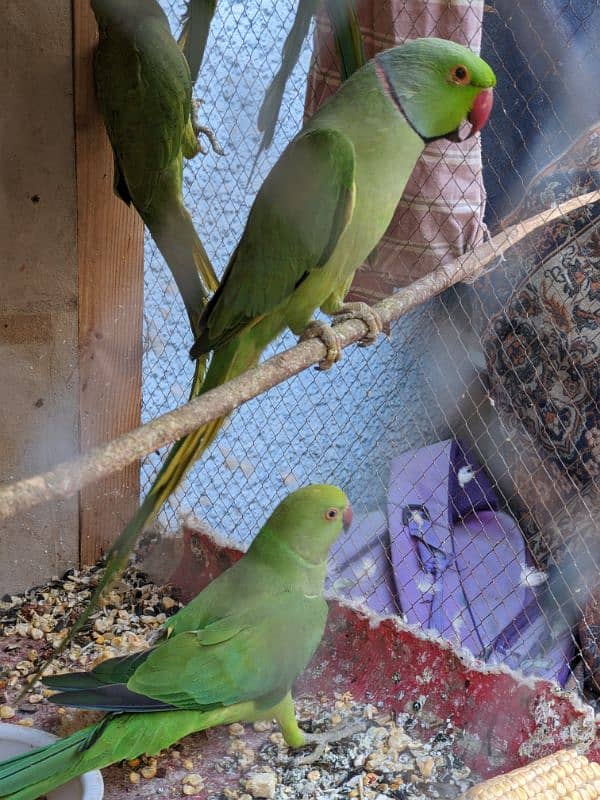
[[298, 320, 342, 371], [332, 302, 383, 346], [192, 99, 225, 156], [292, 720, 368, 765]]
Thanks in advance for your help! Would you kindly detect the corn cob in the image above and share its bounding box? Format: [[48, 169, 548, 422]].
[[462, 750, 600, 800]]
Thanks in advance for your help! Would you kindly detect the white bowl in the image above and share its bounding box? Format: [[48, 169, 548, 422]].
[[0, 723, 104, 800]]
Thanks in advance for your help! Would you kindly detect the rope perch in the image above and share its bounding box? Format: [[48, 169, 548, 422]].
[[0, 190, 597, 521]]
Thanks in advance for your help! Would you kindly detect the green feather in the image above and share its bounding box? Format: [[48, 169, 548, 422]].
[[178, 0, 218, 85], [193, 127, 356, 355], [325, 0, 365, 80]]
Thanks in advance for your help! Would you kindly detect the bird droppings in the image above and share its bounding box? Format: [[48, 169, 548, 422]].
[[0, 563, 481, 799]]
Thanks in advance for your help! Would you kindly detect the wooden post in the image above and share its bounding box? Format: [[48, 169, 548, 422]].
[[1, 0, 82, 592], [0, 0, 143, 591], [74, 0, 144, 565]]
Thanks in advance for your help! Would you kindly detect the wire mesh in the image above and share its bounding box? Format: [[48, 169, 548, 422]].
[[142, 1, 600, 699]]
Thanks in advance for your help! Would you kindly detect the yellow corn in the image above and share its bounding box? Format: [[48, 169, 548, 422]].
[[462, 750, 600, 800]]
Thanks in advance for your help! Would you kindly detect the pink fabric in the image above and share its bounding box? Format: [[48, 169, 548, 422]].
[[305, 1, 488, 300]]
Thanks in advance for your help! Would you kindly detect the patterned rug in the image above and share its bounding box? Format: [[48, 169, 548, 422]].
[[482, 125, 600, 495], [480, 125, 600, 694]]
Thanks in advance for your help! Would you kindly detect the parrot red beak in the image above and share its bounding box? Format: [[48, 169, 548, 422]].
[[343, 505, 353, 531], [445, 88, 493, 143], [466, 88, 494, 138]]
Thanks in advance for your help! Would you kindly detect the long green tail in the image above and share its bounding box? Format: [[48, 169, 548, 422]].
[[178, 0, 218, 85], [324, 0, 365, 80], [0, 706, 250, 800], [256, 0, 364, 157], [145, 201, 219, 336]]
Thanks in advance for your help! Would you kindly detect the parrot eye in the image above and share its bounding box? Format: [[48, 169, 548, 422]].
[[449, 64, 470, 85], [324, 508, 339, 521]]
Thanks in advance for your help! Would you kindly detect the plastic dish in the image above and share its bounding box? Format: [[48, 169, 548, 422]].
[[0, 722, 104, 800]]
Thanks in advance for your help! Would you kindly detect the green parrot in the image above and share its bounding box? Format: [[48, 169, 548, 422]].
[[91, 0, 220, 333], [0, 485, 351, 800], [50, 37, 495, 662], [191, 37, 495, 363]]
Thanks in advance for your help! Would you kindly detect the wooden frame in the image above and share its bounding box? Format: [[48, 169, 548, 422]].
[[73, 0, 144, 564]]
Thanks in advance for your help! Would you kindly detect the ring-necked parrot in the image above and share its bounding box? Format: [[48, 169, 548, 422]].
[[91, 0, 220, 334], [0, 485, 351, 800], [54, 37, 495, 671], [190, 35, 495, 376]]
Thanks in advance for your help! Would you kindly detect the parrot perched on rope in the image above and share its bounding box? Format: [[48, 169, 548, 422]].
[[91, 0, 220, 334], [0, 486, 352, 800], [45, 37, 495, 674], [189, 37, 496, 372]]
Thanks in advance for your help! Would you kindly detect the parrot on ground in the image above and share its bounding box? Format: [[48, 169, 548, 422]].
[[48, 37, 496, 676], [0, 486, 352, 800], [91, 0, 220, 334]]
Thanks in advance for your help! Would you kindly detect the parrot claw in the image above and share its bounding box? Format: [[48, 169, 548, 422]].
[[192, 99, 225, 156], [291, 720, 369, 765], [332, 302, 383, 346], [298, 320, 342, 371]]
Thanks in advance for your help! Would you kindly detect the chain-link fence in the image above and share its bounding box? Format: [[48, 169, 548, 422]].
[[142, 1, 600, 701]]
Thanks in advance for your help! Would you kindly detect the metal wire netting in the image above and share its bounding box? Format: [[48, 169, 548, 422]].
[[142, 1, 600, 696]]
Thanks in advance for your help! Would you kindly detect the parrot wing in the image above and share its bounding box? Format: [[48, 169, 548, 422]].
[[193, 127, 356, 355], [45, 592, 328, 712], [128, 591, 328, 708], [43, 593, 327, 713], [43, 651, 152, 693], [94, 16, 193, 212]]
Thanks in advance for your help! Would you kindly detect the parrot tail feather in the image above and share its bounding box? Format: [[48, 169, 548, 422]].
[[0, 724, 93, 800], [0, 706, 258, 800], [144, 201, 219, 334]]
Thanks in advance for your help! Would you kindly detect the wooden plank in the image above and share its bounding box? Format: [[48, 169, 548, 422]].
[[73, 0, 144, 565], [0, 0, 80, 592]]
